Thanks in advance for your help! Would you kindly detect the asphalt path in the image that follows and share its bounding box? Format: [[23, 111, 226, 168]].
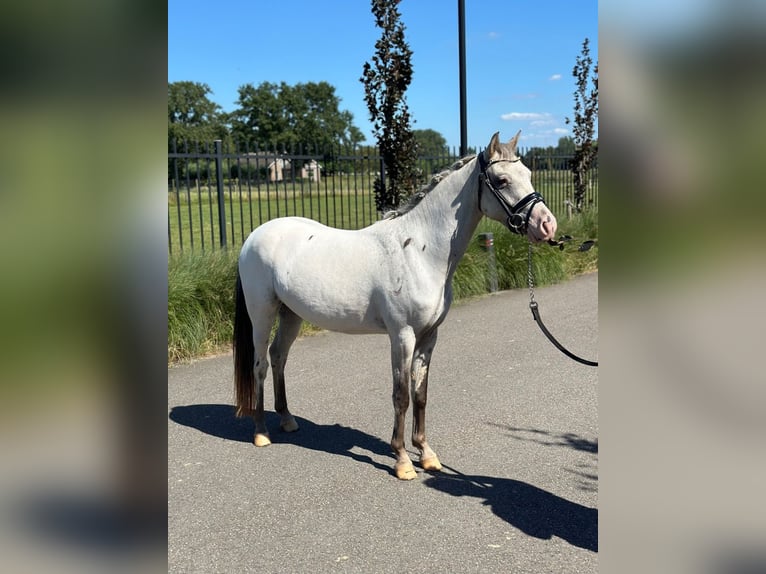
[[168, 272, 598, 574]]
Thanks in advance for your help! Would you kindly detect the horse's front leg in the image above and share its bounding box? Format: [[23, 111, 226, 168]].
[[390, 328, 417, 480], [411, 327, 442, 472]]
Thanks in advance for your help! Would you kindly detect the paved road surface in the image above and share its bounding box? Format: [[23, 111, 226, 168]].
[[168, 272, 598, 573]]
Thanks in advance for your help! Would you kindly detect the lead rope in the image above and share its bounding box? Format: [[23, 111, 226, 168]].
[[527, 243, 598, 367]]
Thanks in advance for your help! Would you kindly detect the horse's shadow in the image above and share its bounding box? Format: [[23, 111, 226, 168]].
[[423, 467, 598, 552], [168, 403, 396, 476], [169, 404, 597, 551]]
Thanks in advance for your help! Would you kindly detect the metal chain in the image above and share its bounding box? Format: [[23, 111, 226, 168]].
[[527, 242, 536, 306]]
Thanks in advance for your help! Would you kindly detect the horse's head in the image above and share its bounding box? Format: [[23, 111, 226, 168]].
[[478, 131, 557, 243]]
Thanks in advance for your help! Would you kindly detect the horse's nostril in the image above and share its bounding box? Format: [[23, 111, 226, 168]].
[[542, 217, 557, 238]]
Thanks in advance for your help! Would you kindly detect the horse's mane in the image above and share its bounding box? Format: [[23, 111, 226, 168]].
[[382, 154, 478, 220]]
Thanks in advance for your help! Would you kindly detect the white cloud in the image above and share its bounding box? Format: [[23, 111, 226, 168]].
[[549, 74, 562, 81], [500, 112, 553, 122], [488, 31, 500, 40], [524, 127, 572, 146]]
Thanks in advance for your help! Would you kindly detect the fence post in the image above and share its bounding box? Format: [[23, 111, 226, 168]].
[[214, 140, 227, 248], [478, 232, 498, 293]]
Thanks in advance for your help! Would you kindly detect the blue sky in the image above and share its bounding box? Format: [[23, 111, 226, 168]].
[[168, 0, 597, 150]]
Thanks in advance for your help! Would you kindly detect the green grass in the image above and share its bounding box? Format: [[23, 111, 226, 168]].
[[168, 208, 598, 364], [168, 249, 239, 363], [168, 186, 378, 253], [167, 169, 597, 254], [556, 206, 599, 275]]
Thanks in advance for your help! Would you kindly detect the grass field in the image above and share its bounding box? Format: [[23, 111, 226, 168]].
[[168, 186, 378, 253], [168, 169, 597, 254]]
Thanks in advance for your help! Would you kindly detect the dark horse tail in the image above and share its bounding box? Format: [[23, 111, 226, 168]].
[[233, 270, 255, 418]]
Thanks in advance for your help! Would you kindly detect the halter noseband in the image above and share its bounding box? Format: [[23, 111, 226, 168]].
[[477, 153, 546, 236]]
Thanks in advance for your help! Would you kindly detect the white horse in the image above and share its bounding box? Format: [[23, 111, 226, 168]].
[[233, 131, 557, 480]]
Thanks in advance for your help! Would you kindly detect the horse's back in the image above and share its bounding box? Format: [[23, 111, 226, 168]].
[[239, 217, 368, 272], [241, 217, 320, 260]]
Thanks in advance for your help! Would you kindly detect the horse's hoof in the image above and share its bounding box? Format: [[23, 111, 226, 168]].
[[421, 456, 442, 472], [395, 462, 417, 481], [254, 433, 272, 447], [280, 417, 299, 433]]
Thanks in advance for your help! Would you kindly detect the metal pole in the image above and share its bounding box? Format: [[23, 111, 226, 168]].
[[458, 0, 468, 157]]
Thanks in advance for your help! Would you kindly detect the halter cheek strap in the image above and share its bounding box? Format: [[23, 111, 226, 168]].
[[477, 153, 546, 236]]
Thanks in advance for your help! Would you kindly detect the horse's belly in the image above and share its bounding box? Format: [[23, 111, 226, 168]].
[[272, 237, 387, 334], [280, 284, 386, 334]]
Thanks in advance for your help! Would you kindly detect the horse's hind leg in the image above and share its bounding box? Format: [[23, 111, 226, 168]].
[[411, 328, 442, 472], [269, 304, 302, 434], [248, 300, 279, 447]]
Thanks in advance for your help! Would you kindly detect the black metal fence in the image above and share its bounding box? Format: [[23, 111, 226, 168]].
[[168, 140, 598, 254]]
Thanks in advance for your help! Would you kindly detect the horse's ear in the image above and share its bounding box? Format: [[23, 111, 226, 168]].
[[485, 131, 501, 160], [508, 130, 522, 155]]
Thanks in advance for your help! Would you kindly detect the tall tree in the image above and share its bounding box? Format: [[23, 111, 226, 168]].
[[291, 82, 364, 149], [229, 81, 364, 150], [229, 82, 287, 148], [565, 38, 599, 211], [361, 0, 419, 213], [556, 136, 576, 155], [413, 129, 448, 157], [168, 81, 226, 145]]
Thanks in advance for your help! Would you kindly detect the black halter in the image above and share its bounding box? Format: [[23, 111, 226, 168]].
[[477, 153, 546, 236]]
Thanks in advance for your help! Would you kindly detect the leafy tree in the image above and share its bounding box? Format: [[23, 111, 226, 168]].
[[521, 137, 577, 170], [361, 0, 419, 213], [565, 38, 599, 211], [413, 129, 448, 157], [292, 82, 365, 149], [229, 82, 285, 148], [412, 129, 453, 182], [167, 81, 226, 146], [556, 136, 576, 155], [229, 81, 364, 150]]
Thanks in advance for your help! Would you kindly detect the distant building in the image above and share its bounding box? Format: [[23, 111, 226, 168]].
[[300, 159, 322, 182], [266, 157, 291, 182], [238, 153, 322, 182]]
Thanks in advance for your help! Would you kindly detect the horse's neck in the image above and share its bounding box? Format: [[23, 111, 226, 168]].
[[394, 161, 483, 281]]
